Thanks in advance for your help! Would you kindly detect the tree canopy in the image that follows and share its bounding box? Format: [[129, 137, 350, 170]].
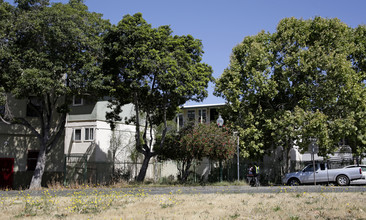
[[215, 17, 366, 167], [155, 122, 236, 182], [103, 13, 213, 181], [0, 0, 13, 106]]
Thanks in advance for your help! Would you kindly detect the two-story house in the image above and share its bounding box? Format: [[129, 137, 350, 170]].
[[0, 96, 160, 188]]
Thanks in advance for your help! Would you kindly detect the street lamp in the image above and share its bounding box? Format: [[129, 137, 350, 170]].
[[217, 115, 224, 127], [233, 131, 240, 181], [216, 115, 224, 182]]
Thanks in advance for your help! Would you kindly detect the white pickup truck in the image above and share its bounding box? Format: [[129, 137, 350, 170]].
[[282, 163, 365, 186]]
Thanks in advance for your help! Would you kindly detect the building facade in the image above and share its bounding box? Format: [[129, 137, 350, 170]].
[[178, 103, 225, 128], [0, 96, 161, 188]]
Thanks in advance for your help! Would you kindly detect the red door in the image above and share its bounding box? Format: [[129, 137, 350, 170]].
[[0, 158, 14, 189]]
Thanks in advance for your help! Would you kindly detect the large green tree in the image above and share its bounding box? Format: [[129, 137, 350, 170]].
[[215, 17, 366, 170], [103, 13, 213, 182], [345, 25, 366, 164], [0, 0, 13, 106], [0, 0, 109, 189]]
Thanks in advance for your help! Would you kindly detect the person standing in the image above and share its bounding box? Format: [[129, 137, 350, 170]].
[[253, 163, 259, 186]]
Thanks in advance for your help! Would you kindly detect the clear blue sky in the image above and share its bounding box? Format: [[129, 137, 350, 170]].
[[52, 1, 366, 105]]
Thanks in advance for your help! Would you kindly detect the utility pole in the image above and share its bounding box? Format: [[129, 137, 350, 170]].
[[310, 138, 318, 185], [217, 115, 224, 182]]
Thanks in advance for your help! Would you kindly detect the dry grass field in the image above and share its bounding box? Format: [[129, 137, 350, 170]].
[[1, 188, 365, 219]]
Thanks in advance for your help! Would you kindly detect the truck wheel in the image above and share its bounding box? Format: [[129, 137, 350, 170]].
[[288, 178, 300, 186], [336, 175, 350, 186]]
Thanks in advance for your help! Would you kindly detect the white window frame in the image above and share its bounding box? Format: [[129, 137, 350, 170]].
[[74, 128, 82, 141], [198, 109, 207, 124], [73, 95, 84, 106], [84, 128, 94, 141]]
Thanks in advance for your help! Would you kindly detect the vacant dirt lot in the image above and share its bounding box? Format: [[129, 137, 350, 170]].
[[1, 187, 365, 219]]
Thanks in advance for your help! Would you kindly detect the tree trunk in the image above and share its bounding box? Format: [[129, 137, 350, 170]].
[[285, 139, 293, 173], [136, 151, 152, 182], [181, 160, 192, 183], [29, 144, 47, 189], [284, 147, 290, 174]]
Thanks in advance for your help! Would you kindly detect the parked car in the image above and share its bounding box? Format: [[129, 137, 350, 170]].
[[282, 162, 364, 186]]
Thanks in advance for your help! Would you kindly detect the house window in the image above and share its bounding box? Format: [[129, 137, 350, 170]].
[[27, 150, 39, 171], [187, 110, 195, 121], [74, 129, 82, 141], [73, 128, 94, 141], [198, 109, 206, 123], [85, 128, 94, 141], [73, 95, 83, 106], [26, 97, 41, 117]]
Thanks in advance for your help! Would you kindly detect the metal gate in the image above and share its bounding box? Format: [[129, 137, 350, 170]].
[[63, 154, 88, 186]]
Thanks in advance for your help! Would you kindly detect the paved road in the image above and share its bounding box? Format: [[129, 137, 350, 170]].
[[1, 185, 366, 197], [351, 179, 366, 185]]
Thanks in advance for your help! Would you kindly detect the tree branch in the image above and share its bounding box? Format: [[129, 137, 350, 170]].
[[12, 117, 42, 140], [134, 91, 144, 154], [0, 115, 11, 125]]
